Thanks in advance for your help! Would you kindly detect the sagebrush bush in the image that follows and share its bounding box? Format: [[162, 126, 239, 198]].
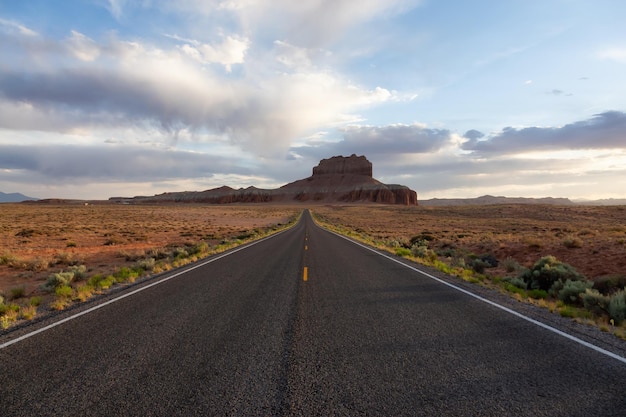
[[608, 290, 626, 324], [68, 264, 87, 280], [582, 289, 610, 316], [42, 271, 75, 291], [593, 274, 626, 295], [519, 255, 586, 291], [503, 276, 528, 290], [558, 279, 593, 305], [563, 236, 583, 248], [136, 257, 156, 271]]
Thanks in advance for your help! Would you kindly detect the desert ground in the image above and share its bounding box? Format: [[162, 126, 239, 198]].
[[1, 202, 626, 332], [0, 203, 299, 310], [311, 204, 626, 281]]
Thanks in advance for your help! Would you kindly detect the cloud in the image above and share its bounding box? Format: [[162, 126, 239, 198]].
[[0, 18, 38, 37], [463, 129, 484, 140], [0, 27, 396, 157], [179, 35, 250, 71], [291, 123, 455, 164], [462, 111, 626, 155], [598, 47, 626, 63], [0, 143, 249, 182]]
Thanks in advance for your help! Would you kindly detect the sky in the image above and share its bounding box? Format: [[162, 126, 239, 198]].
[[0, 0, 625, 200]]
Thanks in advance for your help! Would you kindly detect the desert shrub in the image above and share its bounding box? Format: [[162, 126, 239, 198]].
[[608, 290, 626, 324], [519, 256, 586, 291], [582, 289, 610, 316], [55, 252, 75, 265], [56, 284, 74, 298], [136, 257, 156, 271], [387, 239, 402, 248], [557, 279, 593, 305], [563, 236, 583, 248], [503, 276, 528, 290], [190, 242, 210, 256], [42, 271, 75, 291], [395, 248, 411, 257], [68, 264, 87, 280], [66, 241, 77, 248], [9, 286, 26, 300], [29, 296, 42, 306], [0, 294, 4, 305], [115, 266, 142, 282], [528, 289, 548, 299], [172, 247, 189, 259], [469, 258, 490, 274], [146, 248, 170, 260], [74, 284, 94, 302], [20, 305, 37, 320], [593, 274, 626, 295], [502, 257, 522, 273], [27, 257, 50, 271]]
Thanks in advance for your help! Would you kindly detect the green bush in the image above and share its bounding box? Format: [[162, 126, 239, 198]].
[[528, 289, 548, 299], [502, 276, 528, 290], [593, 274, 626, 295], [67, 265, 87, 280], [582, 289, 610, 316], [136, 257, 156, 271], [55, 285, 74, 298], [608, 290, 626, 324], [395, 248, 411, 257], [557, 279, 593, 305], [42, 271, 75, 291], [519, 256, 586, 291]]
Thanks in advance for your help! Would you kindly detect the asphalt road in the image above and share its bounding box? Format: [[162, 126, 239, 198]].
[[1, 209, 625, 416]]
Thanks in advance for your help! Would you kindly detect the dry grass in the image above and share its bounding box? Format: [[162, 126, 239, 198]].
[[0, 203, 300, 327], [312, 204, 626, 338], [312, 204, 626, 280]]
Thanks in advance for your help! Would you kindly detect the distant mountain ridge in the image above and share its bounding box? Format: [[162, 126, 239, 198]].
[[0, 191, 39, 203], [421, 195, 574, 206]]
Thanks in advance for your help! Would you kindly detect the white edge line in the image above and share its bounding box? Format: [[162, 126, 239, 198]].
[[0, 227, 291, 350], [326, 228, 626, 366]]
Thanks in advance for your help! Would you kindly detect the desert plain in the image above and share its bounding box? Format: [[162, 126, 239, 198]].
[[1, 202, 626, 332]]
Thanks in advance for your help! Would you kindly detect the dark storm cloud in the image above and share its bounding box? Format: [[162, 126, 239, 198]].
[[462, 111, 626, 154], [0, 144, 249, 182], [292, 123, 455, 162]]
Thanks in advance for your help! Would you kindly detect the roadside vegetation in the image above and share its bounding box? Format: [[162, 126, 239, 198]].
[[0, 204, 301, 330], [311, 205, 626, 341]]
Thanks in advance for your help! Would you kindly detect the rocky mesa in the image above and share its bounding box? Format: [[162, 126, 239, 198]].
[[112, 155, 418, 205]]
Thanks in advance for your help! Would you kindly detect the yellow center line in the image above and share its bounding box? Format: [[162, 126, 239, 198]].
[[303, 266, 308, 282]]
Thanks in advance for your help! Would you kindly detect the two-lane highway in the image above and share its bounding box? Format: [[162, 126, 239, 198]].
[[1, 210, 625, 416]]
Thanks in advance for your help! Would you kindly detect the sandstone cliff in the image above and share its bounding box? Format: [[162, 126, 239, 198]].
[[112, 155, 418, 205]]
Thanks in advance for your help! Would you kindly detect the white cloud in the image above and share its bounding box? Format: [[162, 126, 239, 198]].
[[0, 18, 38, 37], [0, 26, 398, 157], [67, 31, 100, 61], [180, 36, 250, 71], [598, 47, 626, 63]]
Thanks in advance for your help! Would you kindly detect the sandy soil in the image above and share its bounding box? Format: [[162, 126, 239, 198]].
[[311, 204, 626, 281], [0, 203, 300, 298]]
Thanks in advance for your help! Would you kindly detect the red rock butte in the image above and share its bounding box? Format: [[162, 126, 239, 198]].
[[111, 155, 418, 205]]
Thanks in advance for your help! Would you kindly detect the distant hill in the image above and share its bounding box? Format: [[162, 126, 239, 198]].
[[0, 191, 39, 203], [420, 195, 574, 206], [574, 198, 626, 206]]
